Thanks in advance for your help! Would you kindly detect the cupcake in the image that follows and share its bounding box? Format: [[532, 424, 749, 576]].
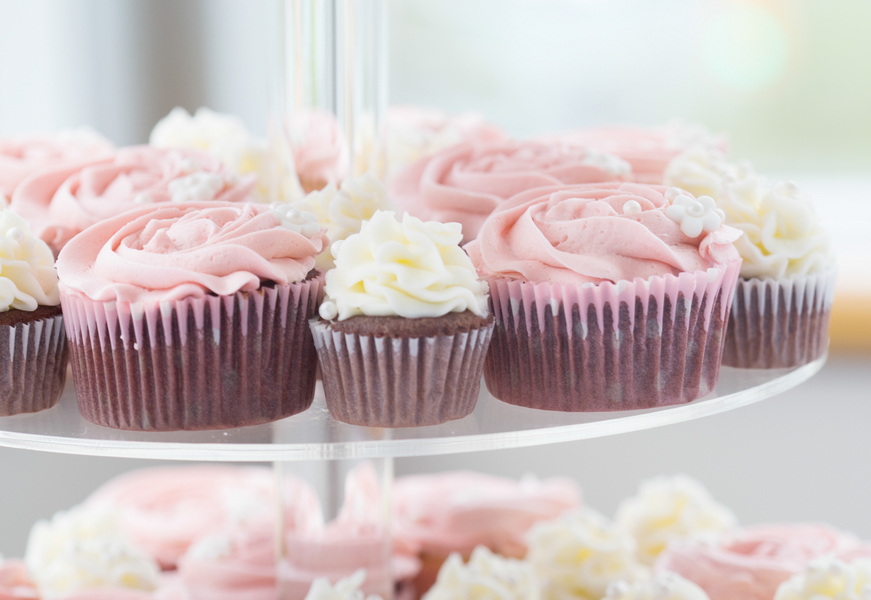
[[390, 140, 631, 242], [655, 524, 871, 600], [664, 149, 836, 368], [465, 182, 742, 412], [0, 128, 114, 199], [10, 145, 255, 255], [540, 122, 727, 184], [56, 202, 327, 431], [393, 471, 580, 595], [774, 557, 871, 600], [311, 210, 493, 427], [86, 466, 276, 569], [0, 209, 68, 416]]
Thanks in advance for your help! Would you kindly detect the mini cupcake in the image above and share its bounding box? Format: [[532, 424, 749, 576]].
[[465, 182, 742, 412], [655, 524, 871, 600], [390, 140, 631, 242], [0, 209, 67, 416], [665, 149, 836, 368], [11, 146, 255, 255], [56, 202, 327, 431], [393, 471, 581, 595], [311, 210, 493, 427]]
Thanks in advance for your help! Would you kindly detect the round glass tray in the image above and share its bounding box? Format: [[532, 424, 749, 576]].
[[0, 356, 825, 461]]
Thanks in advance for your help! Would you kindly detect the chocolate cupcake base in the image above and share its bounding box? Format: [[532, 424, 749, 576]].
[[60, 278, 323, 431], [0, 306, 68, 416], [722, 268, 836, 369], [311, 312, 494, 427], [485, 265, 740, 412]]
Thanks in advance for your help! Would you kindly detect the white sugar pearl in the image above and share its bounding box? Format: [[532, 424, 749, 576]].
[[179, 158, 199, 173], [319, 301, 338, 321], [7, 227, 24, 241], [665, 187, 683, 201], [622, 200, 642, 215]]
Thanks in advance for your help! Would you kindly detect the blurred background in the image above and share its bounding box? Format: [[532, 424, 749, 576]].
[[1, 0, 869, 557]]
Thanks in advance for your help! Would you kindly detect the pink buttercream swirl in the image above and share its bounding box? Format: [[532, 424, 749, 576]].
[[390, 140, 630, 241], [11, 146, 255, 253], [393, 471, 581, 558], [56, 202, 327, 304], [465, 182, 741, 285], [655, 524, 871, 600], [86, 466, 277, 570], [0, 560, 38, 600], [288, 110, 348, 192], [0, 130, 114, 198], [540, 124, 728, 184]]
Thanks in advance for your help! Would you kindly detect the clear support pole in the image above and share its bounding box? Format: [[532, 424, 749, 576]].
[[273, 457, 395, 600]]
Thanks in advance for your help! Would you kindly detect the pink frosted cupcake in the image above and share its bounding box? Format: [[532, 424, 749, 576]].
[[56, 202, 327, 431], [393, 471, 581, 596], [10, 146, 254, 255], [86, 466, 276, 569], [0, 128, 113, 200], [390, 140, 631, 241], [465, 182, 742, 411], [656, 524, 871, 600]]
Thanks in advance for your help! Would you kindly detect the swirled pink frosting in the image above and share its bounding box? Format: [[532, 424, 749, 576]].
[[10, 146, 255, 253], [86, 466, 276, 570], [56, 202, 327, 304], [0, 560, 38, 600], [288, 111, 348, 192], [0, 130, 114, 198], [540, 124, 728, 184], [655, 524, 871, 600], [390, 140, 630, 241], [465, 182, 741, 285], [393, 471, 581, 558]]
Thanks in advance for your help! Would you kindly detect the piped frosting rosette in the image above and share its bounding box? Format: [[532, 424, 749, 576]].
[[0, 128, 114, 199], [664, 148, 837, 368], [465, 182, 742, 411], [391, 140, 631, 242], [11, 146, 255, 255], [655, 524, 871, 600], [56, 202, 328, 430]]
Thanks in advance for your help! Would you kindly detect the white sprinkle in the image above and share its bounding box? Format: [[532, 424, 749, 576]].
[[622, 200, 642, 215], [319, 301, 338, 321], [665, 187, 683, 201]]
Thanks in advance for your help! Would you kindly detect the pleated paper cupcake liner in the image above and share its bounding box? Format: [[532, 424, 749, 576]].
[[484, 261, 741, 412], [0, 313, 68, 416], [722, 266, 837, 369], [310, 319, 494, 427], [60, 276, 323, 431]]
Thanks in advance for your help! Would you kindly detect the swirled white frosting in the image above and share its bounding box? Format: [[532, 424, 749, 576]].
[[605, 573, 711, 600], [0, 209, 59, 312], [614, 475, 737, 566], [320, 210, 489, 320], [304, 570, 383, 600], [423, 546, 539, 600], [664, 148, 833, 279], [24, 505, 160, 599], [526, 509, 649, 600], [774, 557, 871, 600], [290, 174, 396, 270]]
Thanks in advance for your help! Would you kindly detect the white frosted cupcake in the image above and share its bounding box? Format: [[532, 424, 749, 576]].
[[311, 210, 493, 427], [665, 149, 836, 368]]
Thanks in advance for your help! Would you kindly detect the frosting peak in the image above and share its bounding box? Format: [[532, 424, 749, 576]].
[[320, 210, 489, 320], [0, 209, 59, 312], [466, 182, 741, 286], [56, 202, 327, 304]]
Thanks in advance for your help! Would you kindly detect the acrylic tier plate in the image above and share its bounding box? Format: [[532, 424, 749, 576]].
[[0, 355, 825, 461]]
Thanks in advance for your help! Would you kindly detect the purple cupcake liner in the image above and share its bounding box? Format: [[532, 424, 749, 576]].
[[484, 262, 741, 412], [60, 276, 323, 431], [722, 267, 837, 369], [0, 313, 68, 416], [310, 319, 494, 427]]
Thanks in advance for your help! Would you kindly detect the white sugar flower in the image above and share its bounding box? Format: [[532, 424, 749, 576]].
[[664, 188, 725, 238]]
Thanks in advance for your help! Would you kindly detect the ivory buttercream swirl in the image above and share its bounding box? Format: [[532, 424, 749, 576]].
[[465, 182, 742, 285], [56, 202, 327, 304], [0, 209, 59, 312], [423, 547, 540, 600], [304, 570, 383, 600], [774, 557, 871, 600], [664, 148, 833, 279], [390, 140, 631, 241], [320, 210, 489, 320], [605, 573, 711, 600]]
